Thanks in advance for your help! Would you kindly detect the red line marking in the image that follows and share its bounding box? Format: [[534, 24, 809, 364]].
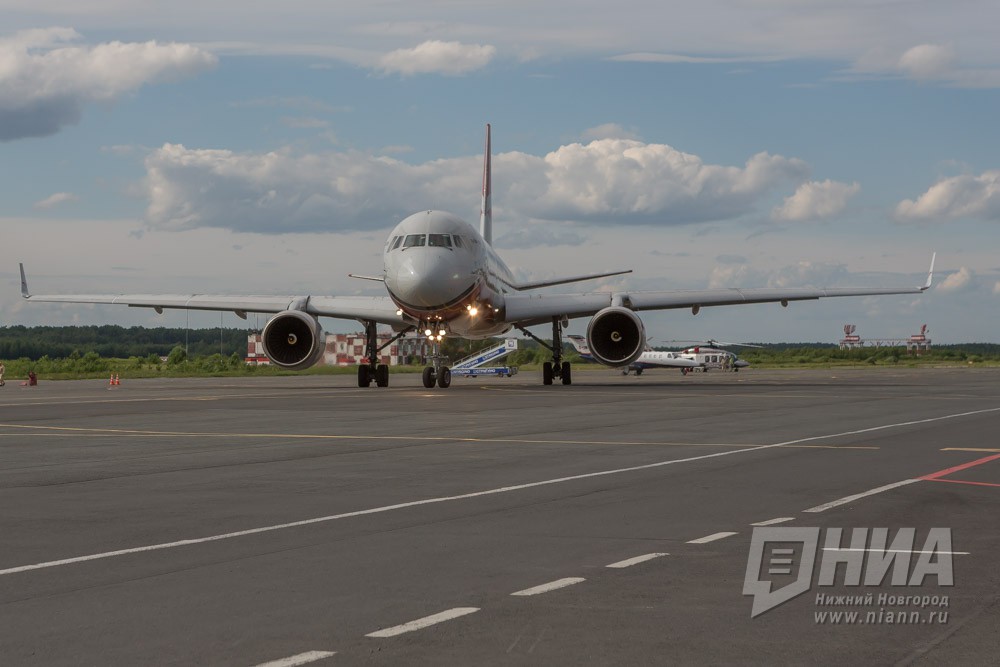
[[921, 453, 1000, 481], [925, 478, 1000, 489]]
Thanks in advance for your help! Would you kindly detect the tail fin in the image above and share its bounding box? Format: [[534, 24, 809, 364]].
[[567, 334, 592, 357], [480, 123, 492, 246]]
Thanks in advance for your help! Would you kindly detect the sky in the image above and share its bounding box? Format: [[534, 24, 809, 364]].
[[2, 1, 999, 344]]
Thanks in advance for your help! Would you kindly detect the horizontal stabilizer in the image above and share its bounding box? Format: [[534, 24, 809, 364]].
[[509, 269, 632, 291]]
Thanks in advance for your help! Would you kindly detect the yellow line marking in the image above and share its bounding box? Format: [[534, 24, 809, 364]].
[[942, 447, 1000, 453], [0, 423, 877, 449]]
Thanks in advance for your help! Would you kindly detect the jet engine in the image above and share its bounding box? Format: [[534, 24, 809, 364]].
[[585, 306, 646, 367], [261, 310, 325, 370]]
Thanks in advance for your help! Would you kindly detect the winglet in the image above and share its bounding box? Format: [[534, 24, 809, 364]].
[[922, 252, 936, 291], [19, 263, 30, 298]]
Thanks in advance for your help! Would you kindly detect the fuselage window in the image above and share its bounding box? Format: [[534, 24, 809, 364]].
[[391, 236, 403, 250], [428, 234, 452, 247], [402, 234, 426, 248]]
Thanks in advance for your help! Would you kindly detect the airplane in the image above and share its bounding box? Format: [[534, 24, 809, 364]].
[[19, 125, 935, 390], [568, 334, 701, 375]]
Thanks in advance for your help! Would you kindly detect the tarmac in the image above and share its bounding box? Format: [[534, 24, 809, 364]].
[[1, 366, 998, 666]]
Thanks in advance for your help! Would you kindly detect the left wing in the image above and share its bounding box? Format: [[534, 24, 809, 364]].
[[19, 264, 407, 326], [503, 254, 935, 327]]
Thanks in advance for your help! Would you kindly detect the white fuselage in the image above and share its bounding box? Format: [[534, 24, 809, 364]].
[[382, 210, 514, 339]]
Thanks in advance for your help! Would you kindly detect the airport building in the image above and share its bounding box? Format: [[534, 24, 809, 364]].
[[246, 331, 432, 366]]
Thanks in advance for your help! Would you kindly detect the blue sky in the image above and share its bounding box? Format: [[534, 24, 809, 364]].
[[3, 2, 1000, 343]]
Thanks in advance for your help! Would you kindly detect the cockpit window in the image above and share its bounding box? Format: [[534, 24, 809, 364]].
[[428, 234, 452, 248], [391, 236, 403, 250], [453, 236, 463, 248], [402, 234, 426, 248]]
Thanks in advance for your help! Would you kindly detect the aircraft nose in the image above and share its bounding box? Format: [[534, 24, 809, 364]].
[[392, 250, 467, 308]]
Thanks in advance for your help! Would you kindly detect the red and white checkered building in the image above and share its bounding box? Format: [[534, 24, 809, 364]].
[[247, 332, 431, 366]]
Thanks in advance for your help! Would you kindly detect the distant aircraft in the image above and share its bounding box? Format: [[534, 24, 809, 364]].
[[667, 340, 757, 374], [19, 125, 935, 389], [568, 334, 700, 375]]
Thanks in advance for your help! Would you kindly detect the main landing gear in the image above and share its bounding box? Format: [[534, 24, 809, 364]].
[[357, 321, 414, 388], [517, 316, 572, 386]]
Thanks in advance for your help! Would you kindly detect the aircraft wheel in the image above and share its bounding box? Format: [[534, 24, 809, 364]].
[[635, 368, 643, 376], [375, 364, 389, 387], [681, 368, 688, 376], [733, 368, 739, 373], [561, 361, 572, 385], [422, 367, 436, 388], [358, 365, 371, 387], [542, 362, 553, 385], [437, 366, 452, 388]]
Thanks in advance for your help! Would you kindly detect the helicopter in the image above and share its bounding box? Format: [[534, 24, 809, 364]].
[[663, 340, 761, 375]]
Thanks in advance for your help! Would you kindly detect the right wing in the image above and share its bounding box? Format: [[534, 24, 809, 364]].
[[19, 264, 407, 326], [503, 254, 935, 327]]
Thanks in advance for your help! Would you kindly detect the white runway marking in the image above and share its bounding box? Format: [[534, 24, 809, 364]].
[[606, 553, 668, 569], [3, 407, 997, 577], [365, 607, 479, 638], [687, 532, 737, 544], [803, 479, 920, 513], [511, 577, 586, 596], [823, 548, 970, 556], [751, 517, 795, 526], [252, 650, 336, 667]]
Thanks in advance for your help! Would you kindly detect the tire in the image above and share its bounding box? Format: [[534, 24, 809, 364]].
[[358, 365, 371, 387], [635, 368, 643, 376], [376, 364, 389, 387], [542, 361, 553, 385], [561, 361, 572, 385], [422, 367, 436, 388], [437, 366, 452, 388]]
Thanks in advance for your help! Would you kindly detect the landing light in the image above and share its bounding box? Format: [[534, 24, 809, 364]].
[[469, 307, 479, 316], [396, 309, 403, 316], [439, 328, 446, 336], [425, 328, 433, 337]]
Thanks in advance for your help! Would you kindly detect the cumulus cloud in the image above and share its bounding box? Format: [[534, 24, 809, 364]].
[[771, 179, 860, 222], [938, 266, 974, 292], [894, 171, 1000, 222], [379, 40, 495, 75], [34, 192, 78, 209], [898, 44, 957, 81], [0, 27, 216, 141], [140, 138, 813, 233]]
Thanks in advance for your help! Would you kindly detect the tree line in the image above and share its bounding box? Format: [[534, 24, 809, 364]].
[[0, 325, 249, 360]]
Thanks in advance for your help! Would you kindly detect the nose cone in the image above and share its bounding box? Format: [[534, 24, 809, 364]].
[[391, 249, 470, 309]]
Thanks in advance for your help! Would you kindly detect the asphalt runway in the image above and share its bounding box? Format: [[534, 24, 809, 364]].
[[1, 367, 998, 666]]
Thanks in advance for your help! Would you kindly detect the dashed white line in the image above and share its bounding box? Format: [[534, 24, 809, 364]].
[[252, 651, 336, 667], [365, 607, 480, 638], [687, 532, 738, 544], [751, 517, 795, 527], [803, 479, 920, 513], [511, 577, 586, 596], [4, 407, 995, 577], [606, 553, 669, 569]]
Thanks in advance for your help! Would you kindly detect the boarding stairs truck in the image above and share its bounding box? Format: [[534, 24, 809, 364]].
[[452, 338, 519, 377]]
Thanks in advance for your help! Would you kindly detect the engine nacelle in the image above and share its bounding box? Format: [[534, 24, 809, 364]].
[[585, 306, 646, 367], [261, 310, 325, 370]]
